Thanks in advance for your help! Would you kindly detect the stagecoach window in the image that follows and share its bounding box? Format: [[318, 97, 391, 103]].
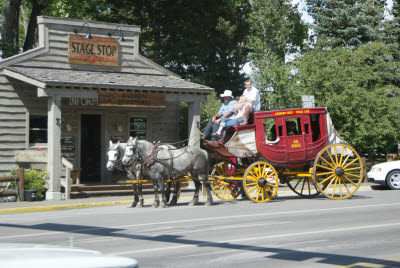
[[310, 114, 321, 142], [29, 115, 48, 143], [285, 118, 300, 136], [130, 117, 147, 140]]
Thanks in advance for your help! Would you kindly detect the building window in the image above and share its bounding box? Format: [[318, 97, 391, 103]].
[[130, 117, 147, 140], [29, 115, 47, 143]]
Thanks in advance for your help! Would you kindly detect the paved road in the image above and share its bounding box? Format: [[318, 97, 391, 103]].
[[0, 188, 399, 268]]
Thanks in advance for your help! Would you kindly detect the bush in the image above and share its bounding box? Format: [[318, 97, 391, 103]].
[[11, 168, 47, 201]]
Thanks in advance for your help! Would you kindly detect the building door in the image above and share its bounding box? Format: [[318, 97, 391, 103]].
[[80, 114, 101, 183]]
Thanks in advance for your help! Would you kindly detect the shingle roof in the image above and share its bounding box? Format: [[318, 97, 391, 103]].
[[5, 66, 213, 92]]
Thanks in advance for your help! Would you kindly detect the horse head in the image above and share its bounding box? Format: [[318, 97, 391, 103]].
[[106, 140, 121, 171], [122, 136, 139, 165]]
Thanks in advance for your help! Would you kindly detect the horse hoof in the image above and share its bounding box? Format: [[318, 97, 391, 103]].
[[160, 203, 168, 208], [169, 197, 177, 206], [137, 203, 143, 208], [130, 202, 137, 208], [205, 201, 213, 206], [188, 198, 199, 206]]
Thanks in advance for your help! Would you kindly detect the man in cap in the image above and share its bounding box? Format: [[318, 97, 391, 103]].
[[201, 90, 237, 141]]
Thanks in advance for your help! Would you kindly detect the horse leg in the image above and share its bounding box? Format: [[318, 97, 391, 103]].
[[130, 184, 139, 208], [188, 178, 201, 206], [203, 176, 213, 206], [159, 178, 168, 208], [152, 181, 160, 208], [137, 183, 144, 208], [169, 181, 180, 206]]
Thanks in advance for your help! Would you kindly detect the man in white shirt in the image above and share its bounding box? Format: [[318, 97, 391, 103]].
[[243, 80, 261, 112]]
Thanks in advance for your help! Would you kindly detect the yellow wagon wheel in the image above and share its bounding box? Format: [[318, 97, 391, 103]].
[[286, 177, 323, 198], [211, 162, 243, 201], [243, 161, 279, 203], [313, 144, 363, 200]]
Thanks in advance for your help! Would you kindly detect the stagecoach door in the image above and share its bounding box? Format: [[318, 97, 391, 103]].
[[285, 116, 307, 161], [80, 114, 101, 183]]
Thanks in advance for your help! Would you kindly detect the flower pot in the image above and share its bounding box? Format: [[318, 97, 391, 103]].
[[24, 190, 38, 202]]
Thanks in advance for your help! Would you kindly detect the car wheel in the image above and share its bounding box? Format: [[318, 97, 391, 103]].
[[386, 170, 400, 190]]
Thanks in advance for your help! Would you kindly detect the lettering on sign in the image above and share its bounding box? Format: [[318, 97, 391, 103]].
[[68, 34, 119, 66], [61, 136, 75, 162], [62, 98, 99, 106], [99, 91, 166, 108], [291, 140, 301, 148]]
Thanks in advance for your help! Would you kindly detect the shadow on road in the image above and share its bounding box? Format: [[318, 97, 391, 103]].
[[1, 222, 399, 268]]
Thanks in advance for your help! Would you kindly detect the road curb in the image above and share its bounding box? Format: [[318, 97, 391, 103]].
[[0, 185, 373, 214]]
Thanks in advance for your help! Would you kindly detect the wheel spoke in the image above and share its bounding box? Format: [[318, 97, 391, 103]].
[[317, 173, 335, 185], [316, 164, 334, 171], [247, 182, 257, 186], [344, 172, 361, 178], [334, 145, 338, 165], [338, 177, 343, 198], [319, 156, 335, 169], [316, 171, 334, 176], [343, 158, 358, 169], [331, 177, 338, 197], [326, 150, 337, 166], [345, 166, 362, 172], [338, 146, 345, 166], [343, 175, 358, 187]]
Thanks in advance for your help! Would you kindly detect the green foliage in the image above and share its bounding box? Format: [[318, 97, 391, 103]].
[[291, 42, 400, 154], [200, 91, 221, 128], [306, 0, 385, 48], [246, 0, 307, 103], [85, 0, 251, 96], [11, 168, 47, 201]]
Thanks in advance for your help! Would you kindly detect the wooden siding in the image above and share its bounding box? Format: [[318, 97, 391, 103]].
[[0, 75, 27, 175]]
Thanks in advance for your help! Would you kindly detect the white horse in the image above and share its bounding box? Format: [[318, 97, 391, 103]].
[[122, 137, 213, 208]]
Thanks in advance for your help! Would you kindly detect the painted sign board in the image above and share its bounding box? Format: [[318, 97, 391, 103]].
[[99, 91, 166, 108], [302, 95, 315, 108], [68, 34, 119, 66]]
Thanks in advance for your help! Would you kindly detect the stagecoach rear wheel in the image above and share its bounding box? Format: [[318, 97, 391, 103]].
[[211, 162, 242, 201], [243, 161, 279, 203], [286, 177, 322, 198], [313, 144, 363, 200]]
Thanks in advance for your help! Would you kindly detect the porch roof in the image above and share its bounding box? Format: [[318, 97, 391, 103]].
[[4, 66, 213, 93]]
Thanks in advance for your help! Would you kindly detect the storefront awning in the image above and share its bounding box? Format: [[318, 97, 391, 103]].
[[3, 66, 213, 93]]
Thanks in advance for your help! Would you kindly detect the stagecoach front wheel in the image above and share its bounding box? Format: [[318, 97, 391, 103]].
[[243, 161, 279, 203], [313, 144, 363, 200], [211, 162, 243, 201]]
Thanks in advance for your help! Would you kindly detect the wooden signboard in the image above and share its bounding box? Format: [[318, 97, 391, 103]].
[[68, 34, 119, 66], [99, 91, 166, 108]]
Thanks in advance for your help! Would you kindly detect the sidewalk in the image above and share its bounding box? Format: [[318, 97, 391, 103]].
[[0, 183, 375, 214]]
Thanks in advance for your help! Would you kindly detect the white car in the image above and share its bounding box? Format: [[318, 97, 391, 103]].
[[0, 243, 138, 268], [367, 160, 400, 190]]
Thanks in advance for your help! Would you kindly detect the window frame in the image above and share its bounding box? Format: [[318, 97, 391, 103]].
[[27, 111, 48, 148], [129, 116, 149, 140]]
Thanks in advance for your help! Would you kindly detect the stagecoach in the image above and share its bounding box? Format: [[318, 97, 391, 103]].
[[204, 107, 364, 203]]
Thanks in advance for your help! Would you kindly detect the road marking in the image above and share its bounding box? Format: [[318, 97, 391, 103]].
[[114, 222, 400, 256], [2, 202, 400, 239]]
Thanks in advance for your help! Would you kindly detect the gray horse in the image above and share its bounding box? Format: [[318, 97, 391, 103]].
[[122, 137, 213, 208], [107, 140, 181, 207]]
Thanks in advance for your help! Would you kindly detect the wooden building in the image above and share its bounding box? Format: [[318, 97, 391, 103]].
[[0, 17, 213, 200]]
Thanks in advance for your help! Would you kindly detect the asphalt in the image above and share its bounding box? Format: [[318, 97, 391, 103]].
[[0, 183, 376, 214]]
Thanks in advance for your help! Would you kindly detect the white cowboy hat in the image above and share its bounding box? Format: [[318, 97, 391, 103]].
[[220, 90, 234, 98]]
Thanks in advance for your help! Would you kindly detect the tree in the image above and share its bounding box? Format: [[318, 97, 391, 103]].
[[306, 0, 386, 48], [82, 0, 251, 97], [245, 0, 307, 107], [291, 42, 400, 154], [0, 0, 23, 58], [23, 0, 50, 51]]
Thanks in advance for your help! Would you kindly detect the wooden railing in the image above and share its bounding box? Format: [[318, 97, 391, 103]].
[[0, 168, 25, 201], [61, 157, 73, 200]]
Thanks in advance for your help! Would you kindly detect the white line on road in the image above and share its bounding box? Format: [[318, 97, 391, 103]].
[[2, 202, 400, 240], [113, 222, 400, 256]]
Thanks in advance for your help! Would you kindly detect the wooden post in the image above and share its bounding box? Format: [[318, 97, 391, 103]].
[[16, 168, 24, 201], [361, 157, 367, 182]]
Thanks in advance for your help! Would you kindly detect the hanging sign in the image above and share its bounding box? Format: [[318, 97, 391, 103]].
[[68, 34, 119, 66], [99, 91, 166, 108]]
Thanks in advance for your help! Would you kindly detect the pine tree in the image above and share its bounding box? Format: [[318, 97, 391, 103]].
[[306, 0, 386, 48]]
